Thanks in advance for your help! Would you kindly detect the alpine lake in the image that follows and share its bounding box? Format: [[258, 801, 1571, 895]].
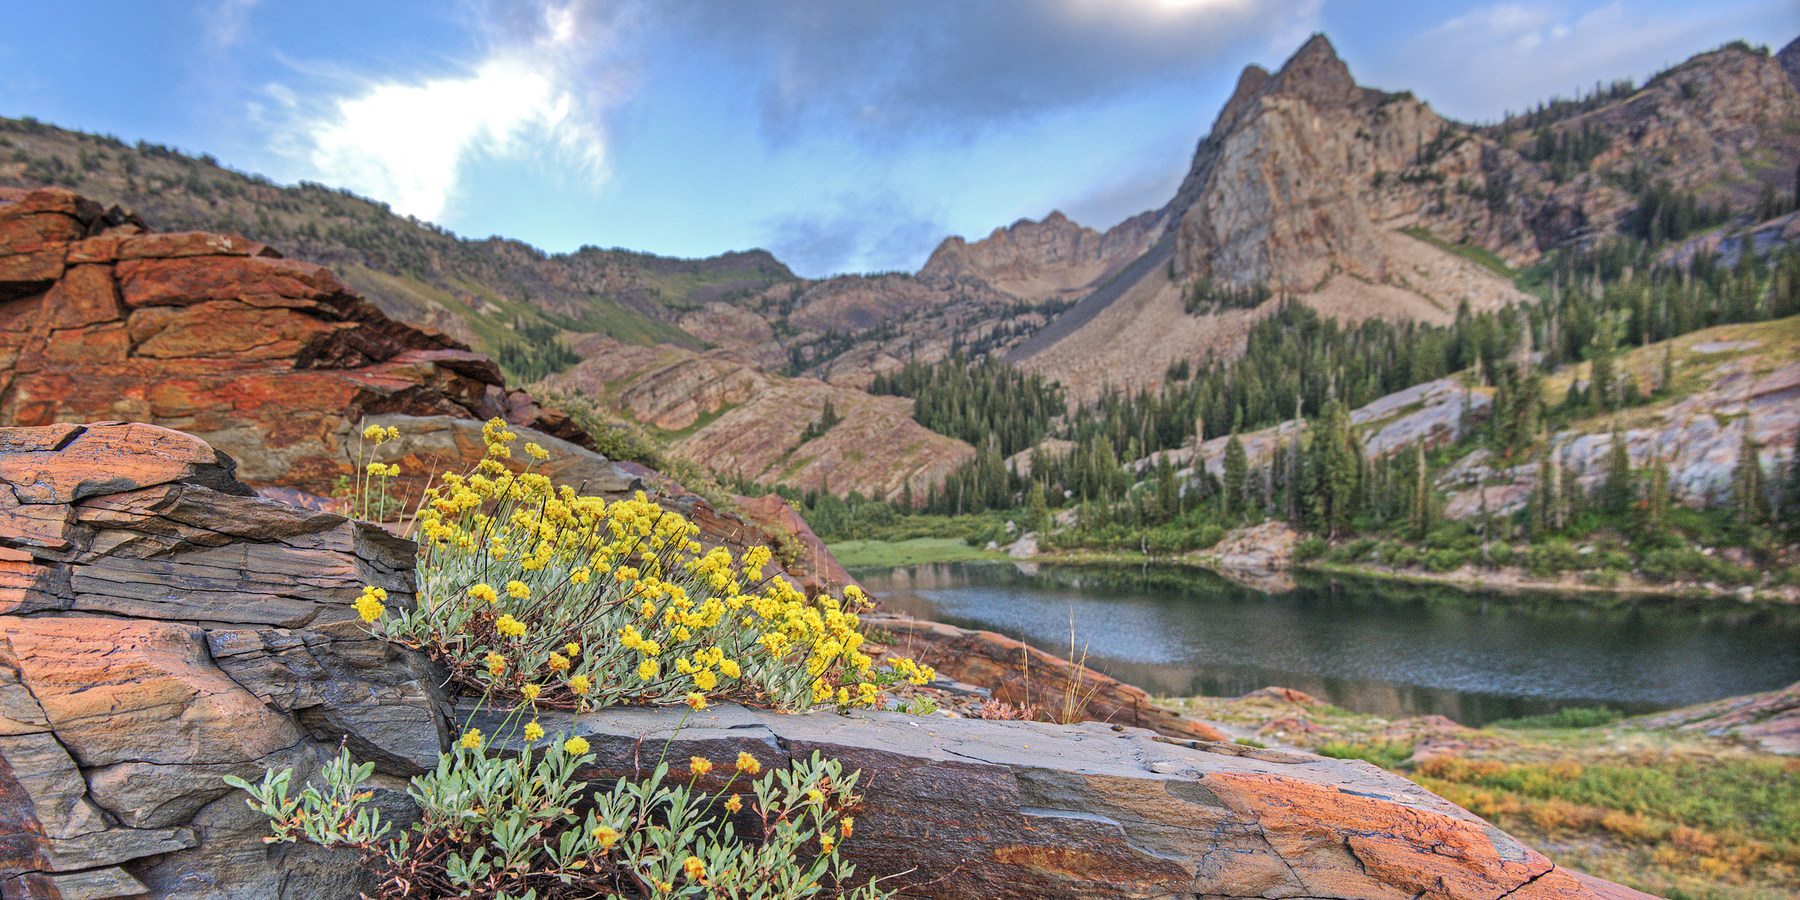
[[856, 561, 1800, 726]]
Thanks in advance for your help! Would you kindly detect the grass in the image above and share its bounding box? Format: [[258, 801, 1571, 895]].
[[1168, 689, 1800, 900], [830, 537, 1007, 569]]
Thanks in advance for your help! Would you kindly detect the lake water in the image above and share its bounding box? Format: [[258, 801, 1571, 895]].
[[858, 561, 1800, 726]]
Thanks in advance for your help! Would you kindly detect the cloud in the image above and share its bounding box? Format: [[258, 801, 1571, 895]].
[[765, 195, 949, 277], [1375, 0, 1797, 122], [645, 0, 1322, 142], [296, 1, 627, 223], [200, 0, 261, 50]]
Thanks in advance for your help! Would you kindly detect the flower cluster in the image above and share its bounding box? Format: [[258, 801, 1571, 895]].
[[369, 418, 929, 713]]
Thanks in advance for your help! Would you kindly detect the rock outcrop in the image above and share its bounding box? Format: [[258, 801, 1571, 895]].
[[471, 701, 1659, 900], [0, 422, 1665, 900], [0, 187, 598, 503], [0, 422, 442, 899], [1631, 680, 1800, 755]]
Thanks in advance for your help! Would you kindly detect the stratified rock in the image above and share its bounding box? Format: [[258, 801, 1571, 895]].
[[864, 614, 1229, 744], [468, 701, 1660, 900], [0, 422, 446, 899], [0, 188, 603, 502]]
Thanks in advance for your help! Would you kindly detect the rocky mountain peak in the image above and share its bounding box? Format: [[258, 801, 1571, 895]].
[[918, 209, 1163, 302], [1267, 33, 1361, 107]]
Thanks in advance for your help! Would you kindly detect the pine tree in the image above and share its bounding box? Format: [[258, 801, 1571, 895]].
[[1643, 451, 1671, 538], [1601, 423, 1635, 516], [1409, 440, 1431, 538], [1026, 480, 1049, 533], [1731, 421, 1767, 525], [1308, 399, 1358, 537], [1222, 434, 1247, 518]]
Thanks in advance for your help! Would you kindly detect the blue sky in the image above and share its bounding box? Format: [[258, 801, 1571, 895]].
[[4, 2, 1795, 277]]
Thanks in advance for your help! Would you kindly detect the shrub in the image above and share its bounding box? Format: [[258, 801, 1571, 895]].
[[1488, 706, 1624, 729], [1424, 548, 1468, 572], [1293, 536, 1328, 562]]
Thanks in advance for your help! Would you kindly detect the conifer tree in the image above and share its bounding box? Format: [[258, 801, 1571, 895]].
[[1601, 423, 1635, 516], [1222, 433, 1247, 518], [1731, 421, 1767, 525], [1026, 481, 1049, 533]]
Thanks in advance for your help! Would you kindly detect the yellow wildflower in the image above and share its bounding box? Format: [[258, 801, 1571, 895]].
[[565, 642, 581, 657], [521, 683, 541, 701], [719, 659, 741, 679], [689, 756, 713, 776], [840, 816, 854, 838], [684, 692, 707, 711], [725, 793, 743, 813], [469, 583, 499, 604], [546, 652, 570, 672], [568, 674, 590, 696], [683, 856, 705, 882], [485, 652, 506, 678], [735, 751, 761, 775], [524, 720, 545, 741], [591, 825, 621, 848], [495, 615, 527, 638], [505, 580, 530, 599], [525, 442, 549, 461], [564, 736, 590, 756], [638, 659, 659, 681], [693, 668, 718, 691], [818, 832, 835, 853], [353, 592, 384, 623], [460, 729, 483, 750]]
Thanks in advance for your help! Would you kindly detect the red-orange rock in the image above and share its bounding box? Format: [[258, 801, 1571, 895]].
[[116, 254, 344, 308], [866, 613, 1229, 742]]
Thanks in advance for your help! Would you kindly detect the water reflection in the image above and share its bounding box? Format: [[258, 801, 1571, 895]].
[[861, 562, 1800, 726]]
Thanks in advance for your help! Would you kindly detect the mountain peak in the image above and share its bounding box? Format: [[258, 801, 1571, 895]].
[[1268, 33, 1359, 107]]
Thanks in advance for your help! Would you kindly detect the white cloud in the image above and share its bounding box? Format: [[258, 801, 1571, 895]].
[[297, 3, 618, 224], [1376, 0, 1793, 122]]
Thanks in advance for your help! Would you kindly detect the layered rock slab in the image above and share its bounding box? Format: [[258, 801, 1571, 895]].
[[0, 422, 447, 899], [473, 702, 1659, 900]]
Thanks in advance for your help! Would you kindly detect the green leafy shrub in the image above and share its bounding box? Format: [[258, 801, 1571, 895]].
[[1293, 536, 1328, 562], [1488, 706, 1624, 729]]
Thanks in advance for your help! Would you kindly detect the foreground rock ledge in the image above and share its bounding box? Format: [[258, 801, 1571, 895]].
[[474, 703, 1658, 900]]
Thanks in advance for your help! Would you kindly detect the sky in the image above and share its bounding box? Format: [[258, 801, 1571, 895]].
[[3, 2, 1796, 278]]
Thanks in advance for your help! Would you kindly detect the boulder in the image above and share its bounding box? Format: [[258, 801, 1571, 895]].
[[470, 701, 1661, 900]]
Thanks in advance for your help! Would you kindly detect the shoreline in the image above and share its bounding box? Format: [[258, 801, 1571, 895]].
[[838, 539, 1800, 606]]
